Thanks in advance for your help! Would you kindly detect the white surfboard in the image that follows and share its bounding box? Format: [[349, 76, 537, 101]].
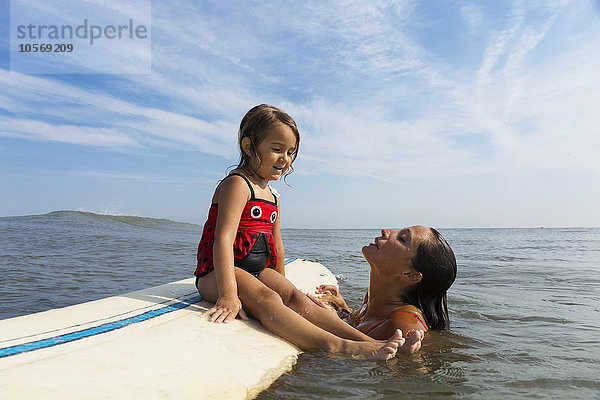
[[0, 258, 338, 399]]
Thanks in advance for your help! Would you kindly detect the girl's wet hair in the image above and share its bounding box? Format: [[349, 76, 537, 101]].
[[236, 104, 300, 183], [403, 228, 457, 330]]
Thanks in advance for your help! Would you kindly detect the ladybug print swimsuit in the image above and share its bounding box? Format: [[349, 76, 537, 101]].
[[195, 173, 279, 280]]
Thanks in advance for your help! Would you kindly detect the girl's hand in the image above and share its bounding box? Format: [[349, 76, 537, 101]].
[[204, 295, 249, 323]]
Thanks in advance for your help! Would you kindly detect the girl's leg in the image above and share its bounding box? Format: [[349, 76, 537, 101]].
[[197, 268, 401, 360], [258, 268, 374, 341]]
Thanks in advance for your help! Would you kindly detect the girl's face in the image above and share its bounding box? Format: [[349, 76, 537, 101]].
[[249, 123, 297, 182]]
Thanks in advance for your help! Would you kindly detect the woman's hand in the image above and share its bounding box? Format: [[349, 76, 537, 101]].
[[316, 284, 340, 298], [305, 294, 340, 319], [315, 284, 352, 314], [204, 295, 248, 323]]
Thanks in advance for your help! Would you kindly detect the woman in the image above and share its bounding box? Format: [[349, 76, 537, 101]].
[[314, 226, 457, 350]]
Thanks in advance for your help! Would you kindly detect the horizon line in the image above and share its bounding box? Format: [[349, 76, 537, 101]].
[[1, 210, 598, 230]]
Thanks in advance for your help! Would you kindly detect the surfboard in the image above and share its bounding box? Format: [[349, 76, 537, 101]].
[[0, 258, 338, 399]]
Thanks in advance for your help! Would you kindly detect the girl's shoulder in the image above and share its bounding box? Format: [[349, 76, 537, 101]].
[[213, 173, 252, 203]]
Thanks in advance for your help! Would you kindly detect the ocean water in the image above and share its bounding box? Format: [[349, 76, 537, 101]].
[[1, 211, 599, 399]]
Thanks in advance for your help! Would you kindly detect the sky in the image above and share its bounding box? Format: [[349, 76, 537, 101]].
[[1, 0, 599, 228]]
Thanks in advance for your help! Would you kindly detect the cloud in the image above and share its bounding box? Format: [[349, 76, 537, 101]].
[[453, 1, 600, 174], [461, 4, 485, 33], [69, 170, 217, 185], [0, 117, 140, 149], [1, 0, 599, 185], [287, 99, 482, 183], [0, 70, 239, 155]]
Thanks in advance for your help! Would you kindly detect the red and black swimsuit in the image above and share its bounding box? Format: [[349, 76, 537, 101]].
[[195, 173, 279, 279]]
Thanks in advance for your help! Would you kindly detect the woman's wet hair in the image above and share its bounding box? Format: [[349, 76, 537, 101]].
[[236, 104, 300, 183], [403, 228, 457, 330]]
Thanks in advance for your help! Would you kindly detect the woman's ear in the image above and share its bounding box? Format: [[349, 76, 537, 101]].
[[400, 271, 422, 284], [241, 137, 253, 157]]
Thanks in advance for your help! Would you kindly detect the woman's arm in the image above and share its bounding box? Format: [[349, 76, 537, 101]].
[[206, 176, 249, 322], [272, 196, 285, 276], [315, 284, 353, 317]]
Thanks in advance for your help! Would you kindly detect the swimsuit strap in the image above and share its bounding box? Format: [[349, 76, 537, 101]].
[[225, 172, 278, 205], [268, 185, 278, 207], [364, 319, 387, 334], [390, 311, 429, 331], [364, 309, 429, 335], [226, 172, 255, 199]]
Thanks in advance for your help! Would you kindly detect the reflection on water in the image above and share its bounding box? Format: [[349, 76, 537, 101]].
[[259, 325, 480, 399]]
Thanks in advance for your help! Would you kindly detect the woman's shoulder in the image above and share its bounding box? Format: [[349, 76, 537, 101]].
[[392, 304, 423, 315], [389, 305, 428, 333]]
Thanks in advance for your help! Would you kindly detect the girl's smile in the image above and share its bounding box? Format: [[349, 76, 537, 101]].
[[250, 123, 298, 183]]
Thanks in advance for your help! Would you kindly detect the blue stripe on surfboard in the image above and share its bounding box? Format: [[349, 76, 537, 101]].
[[0, 296, 202, 359], [1, 258, 301, 359]]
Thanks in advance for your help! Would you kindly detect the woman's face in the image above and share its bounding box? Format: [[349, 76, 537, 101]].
[[362, 225, 432, 274]]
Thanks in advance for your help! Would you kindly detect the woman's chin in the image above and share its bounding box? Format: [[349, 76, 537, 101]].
[[361, 245, 372, 258]]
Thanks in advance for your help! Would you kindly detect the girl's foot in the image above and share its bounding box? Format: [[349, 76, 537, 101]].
[[338, 329, 404, 360], [399, 330, 424, 353]]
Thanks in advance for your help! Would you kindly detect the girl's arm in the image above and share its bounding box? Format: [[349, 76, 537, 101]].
[[272, 197, 285, 276], [206, 176, 250, 323]]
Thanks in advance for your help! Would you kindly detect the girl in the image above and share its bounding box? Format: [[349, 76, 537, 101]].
[[195, 104, 418, 359]]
